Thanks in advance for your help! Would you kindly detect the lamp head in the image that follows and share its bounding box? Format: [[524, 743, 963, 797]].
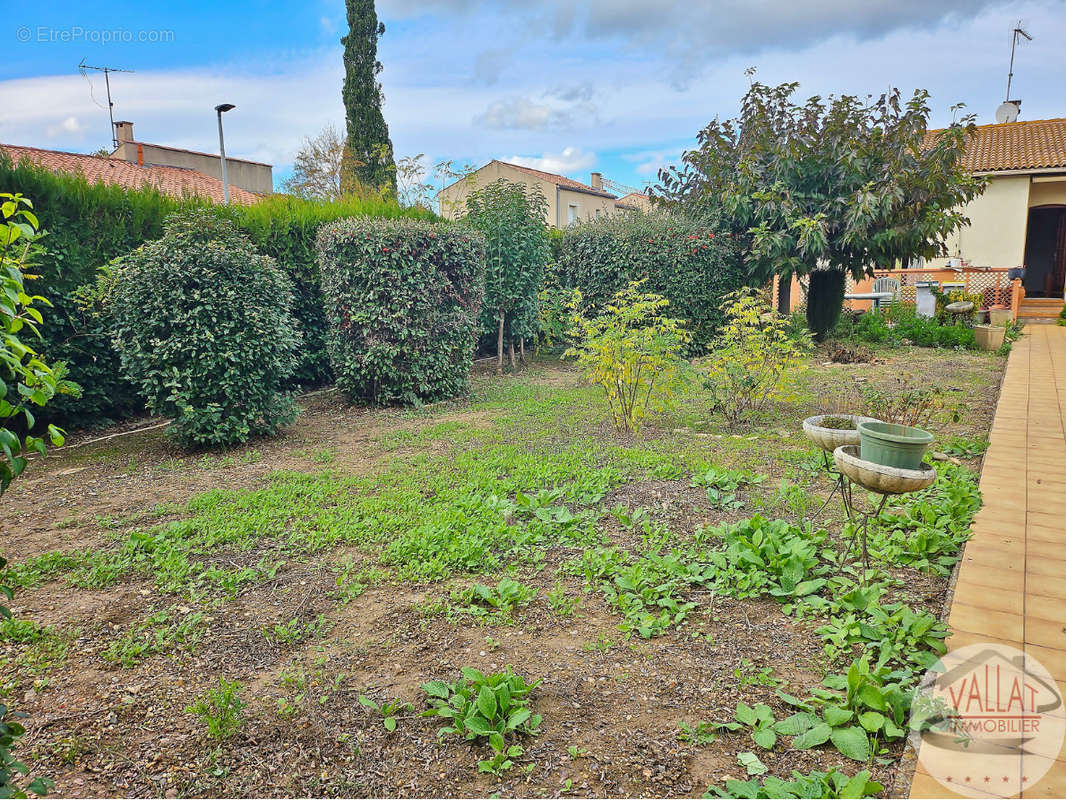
[[214, 103, 236, 113]]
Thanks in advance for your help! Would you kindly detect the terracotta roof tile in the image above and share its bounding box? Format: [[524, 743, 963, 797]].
[[929, 118, 1066, 173], [0, 144, 265, 205], [494, 160, 617, 198]]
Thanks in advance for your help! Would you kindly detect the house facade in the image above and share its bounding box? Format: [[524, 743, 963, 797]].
[[436, 160, 648, 227], [927, 117, 1066, 302]]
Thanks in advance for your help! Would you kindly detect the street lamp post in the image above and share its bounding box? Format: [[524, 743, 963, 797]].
[[214, 103, 236, 204]]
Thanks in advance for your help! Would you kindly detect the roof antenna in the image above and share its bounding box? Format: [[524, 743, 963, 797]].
[[1005, 22, 1032, 103], [77, 59, 135, 149]]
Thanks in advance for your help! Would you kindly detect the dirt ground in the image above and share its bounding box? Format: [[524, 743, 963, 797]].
[[0, 346, 1006, 798]]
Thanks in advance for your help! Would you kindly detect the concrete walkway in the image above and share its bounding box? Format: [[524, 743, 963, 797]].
[[910, 326, 1066, 799]]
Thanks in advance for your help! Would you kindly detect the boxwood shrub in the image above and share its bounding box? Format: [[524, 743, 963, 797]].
[[554, 211, 749, 352], [317, 218, 485, 405], [110, 209, 301, 447]]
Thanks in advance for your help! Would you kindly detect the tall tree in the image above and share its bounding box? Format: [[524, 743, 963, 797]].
[[464, 180, 550, 375], [340, 0, 396, 196], [654, 81, 986, 339]]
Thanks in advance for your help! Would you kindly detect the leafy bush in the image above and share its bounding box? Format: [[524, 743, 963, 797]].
[[0, 155, 433, 427], [554, 211, 747, 352], [565, 281, 688, 433], [110, 209, 300, 447], [700, 289, 811, 426], [317, 218, 484, 405], [463, 179, 550, 372], [706, 767, 882, 799], [834, 303, 977, 350]]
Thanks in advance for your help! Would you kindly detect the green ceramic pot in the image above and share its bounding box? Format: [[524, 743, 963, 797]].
[[857, 421, 933, 470]]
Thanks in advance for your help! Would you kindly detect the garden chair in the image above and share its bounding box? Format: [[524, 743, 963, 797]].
[[871, 277, 900, 311]]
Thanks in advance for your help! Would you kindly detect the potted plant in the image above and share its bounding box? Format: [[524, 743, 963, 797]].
[[802, 414, 879, 452], [857, 420, 933, 470], [974, 324, 1006, 351]]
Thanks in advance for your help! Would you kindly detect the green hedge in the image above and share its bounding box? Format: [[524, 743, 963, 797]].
[[317, 218, 485, 405], [110, 210, 301, 447], [553, 211, 749, 351], [0, 154, 433, 428]]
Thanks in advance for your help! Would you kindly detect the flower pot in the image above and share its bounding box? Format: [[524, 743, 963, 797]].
[[974, 324, 1006, 351], [857, 420, 933, 470], [802, 414, 880, 452], [989, 308, 1011, 327], [975, 309, 989, 324]]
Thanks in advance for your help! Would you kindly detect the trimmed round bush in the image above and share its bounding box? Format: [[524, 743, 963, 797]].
[[110, 209, 301, 448], [316, 218, 485, 404], [553, 211, 749, 352]]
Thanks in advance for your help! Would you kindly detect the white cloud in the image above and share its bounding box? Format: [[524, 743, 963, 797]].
[[623, 147, 684, 177], [45, 115, 84, 138], [507, 146, 596, 174]]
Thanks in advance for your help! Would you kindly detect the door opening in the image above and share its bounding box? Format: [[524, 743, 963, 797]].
[[1023, 205, 1066, 298]]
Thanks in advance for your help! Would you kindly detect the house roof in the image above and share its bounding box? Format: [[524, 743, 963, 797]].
[[491, 160, 618, 199], [615, 191, 650, 209], [932, 117, 1066, 173], [0, 144, 265, 205]]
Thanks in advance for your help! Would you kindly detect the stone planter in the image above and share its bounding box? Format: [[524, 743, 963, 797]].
[[974, 324, 1006, 351], [833, 445, 936, 495], [857, 420, 933, 470], [802, 414, 880, 453], [975, 309, 989, 324], [989, 308, 1011, 327]]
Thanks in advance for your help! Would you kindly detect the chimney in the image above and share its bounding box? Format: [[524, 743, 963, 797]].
[[114, 121, 135, 144], [590, 171, 603, 191]]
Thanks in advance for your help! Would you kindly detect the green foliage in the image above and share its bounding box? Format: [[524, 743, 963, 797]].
[[110, 209, 301, 447], [103, 606, 207, 667], [699, 289, 811, 426], [317, 217, 485, 404], [357, 694, 413, 732], [564, 281, 688, 433], [463, 179, 551, 370], [1, 193, 75, 494], [554, 211, 748, 351], [1058, 305, 1066, 326], [340, 0, 396, 195], [656, 81, 986, 284], [835, 303, 977, 350], [705, 768, 882, 799], [0, 155, 432, 426], [185, 677, 247, 740], [449, 577, 537, 623], [0, 703, 52, 797], [807, 270, 846, 341], [422, 666, 542, 774]]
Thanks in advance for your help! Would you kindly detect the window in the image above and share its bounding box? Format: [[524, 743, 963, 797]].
[[594, 208, 601, 219], [568, 204, 578, 225]]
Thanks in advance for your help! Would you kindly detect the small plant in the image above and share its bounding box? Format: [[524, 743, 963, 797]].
[[677, 720, 718, 746], [818, 416, 856, 430], [421, 666, 543, 742], [357, 694, 413, 732], [705, 767, 883, 799], [564, 281, 689, 434], [734, 659, 780, 688], [859, 375, 962, 429], [700, 288, 811, 426], [186, 677, 247, 739], [449, 577, 537, 622], [546, 581, 580, 617], [0, 703, 52, 797], [691, 467, 764, 511]]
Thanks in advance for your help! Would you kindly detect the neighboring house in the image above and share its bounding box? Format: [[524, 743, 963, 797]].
[[0, 142, 265, 205], [927, 117, 1066, 301], [436, 160, 648, 227], [111, 121, 273, 196]]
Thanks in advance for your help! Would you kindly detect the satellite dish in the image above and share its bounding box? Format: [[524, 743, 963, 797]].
[[995, 101, 1020, 123]]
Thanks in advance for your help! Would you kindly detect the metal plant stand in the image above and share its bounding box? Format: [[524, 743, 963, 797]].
[[832, 445, 937, 574]]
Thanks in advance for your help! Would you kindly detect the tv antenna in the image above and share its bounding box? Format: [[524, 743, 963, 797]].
[[1005, 22, 1032, 103], [77, 59, 135, 149]]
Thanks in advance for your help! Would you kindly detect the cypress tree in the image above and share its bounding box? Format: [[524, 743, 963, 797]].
[[340, 0, 397, 196]]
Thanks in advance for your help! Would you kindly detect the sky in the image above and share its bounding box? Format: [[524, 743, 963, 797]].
[[2, 0, 1065, 196]]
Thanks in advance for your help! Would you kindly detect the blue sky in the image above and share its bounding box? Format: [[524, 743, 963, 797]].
[[3, 1, 1065, 195]]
